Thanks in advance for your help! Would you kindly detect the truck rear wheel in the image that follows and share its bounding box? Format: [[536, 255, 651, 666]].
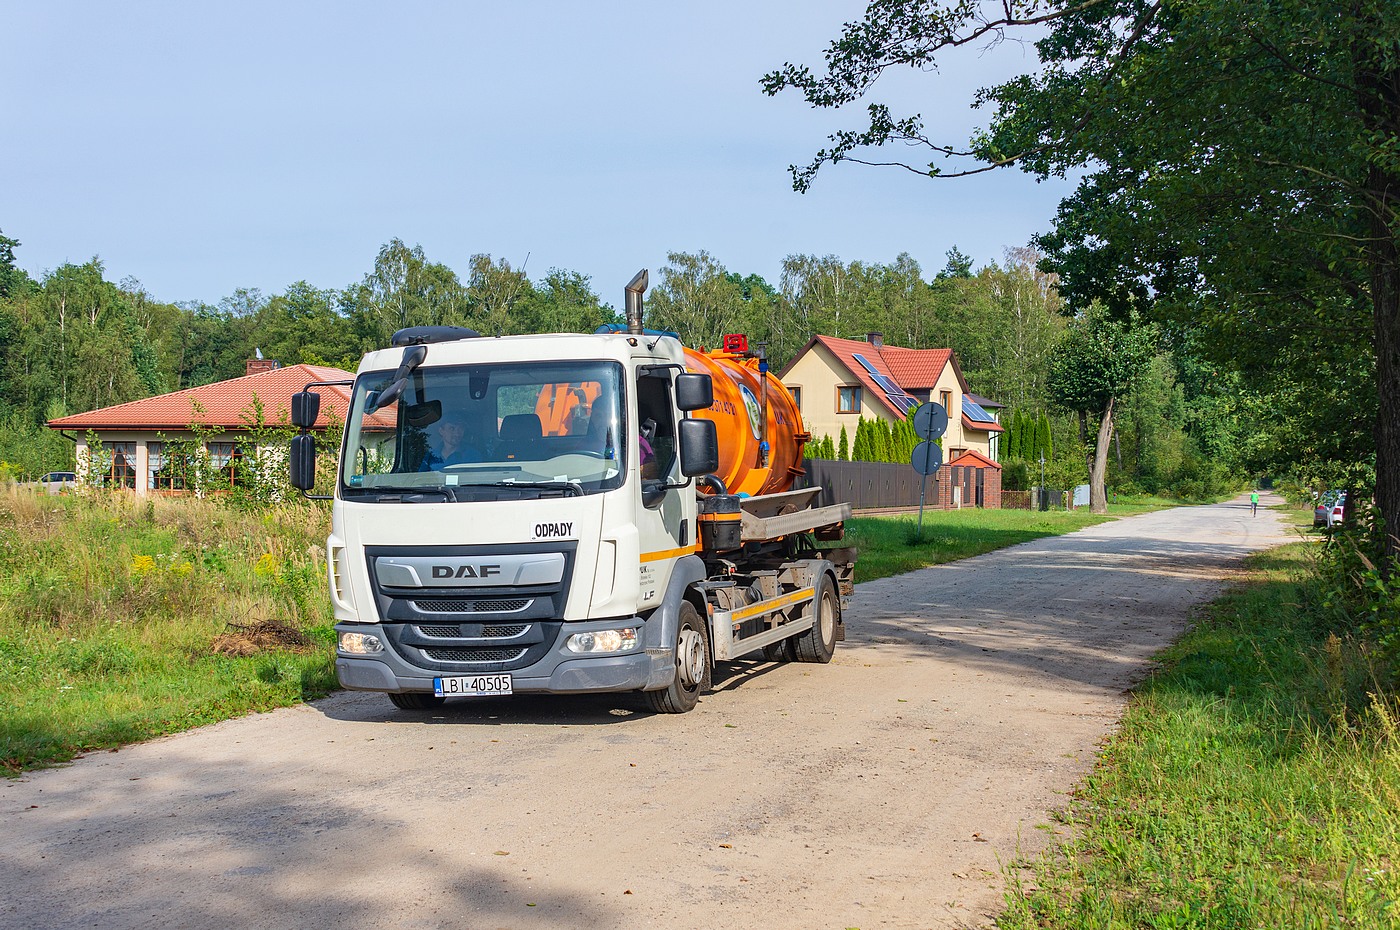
[[763, 639, 796, 662], [389, 692, 446, 710], [794, 574, 838, 664], [645, 600, 711, 713]]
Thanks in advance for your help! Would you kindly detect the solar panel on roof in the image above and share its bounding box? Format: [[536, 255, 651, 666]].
[[963, 400, 996, 423], [853, 353, 920, 413]]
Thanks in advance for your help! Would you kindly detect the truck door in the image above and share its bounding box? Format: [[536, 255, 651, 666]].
[[634, 368, 687, 608]]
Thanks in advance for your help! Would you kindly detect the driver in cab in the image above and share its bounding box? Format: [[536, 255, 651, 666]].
[[420, 414, 482, 470]]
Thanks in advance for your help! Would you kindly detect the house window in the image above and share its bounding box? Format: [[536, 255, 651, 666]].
[[788, 386, 802, 412], [838, 385, 862, 414], [940, 390, 952, 413], [208, 442, 234, 468], [101, 442, 137, 488], [147, 441, 165, 490], [208, 442, 242, 485]]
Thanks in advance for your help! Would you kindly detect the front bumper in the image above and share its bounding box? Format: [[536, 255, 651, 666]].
[[335, 618, 663, 695]]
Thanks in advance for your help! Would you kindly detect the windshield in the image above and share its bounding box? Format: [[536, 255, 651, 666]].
[[341, 360, 626, 500]]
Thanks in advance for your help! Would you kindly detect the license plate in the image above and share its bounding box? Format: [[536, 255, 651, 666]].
[[433, 674, 513, 698]]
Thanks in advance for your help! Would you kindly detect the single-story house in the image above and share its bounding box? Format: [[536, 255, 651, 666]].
[[778, 332, 1005, 461], [47, 359, 354, 494]]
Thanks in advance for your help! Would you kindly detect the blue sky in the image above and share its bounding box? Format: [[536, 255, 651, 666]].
[[1, 1, 1073, 308]]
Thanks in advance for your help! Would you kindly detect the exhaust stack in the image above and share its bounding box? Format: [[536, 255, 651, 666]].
[[625, 269, 648, 336]]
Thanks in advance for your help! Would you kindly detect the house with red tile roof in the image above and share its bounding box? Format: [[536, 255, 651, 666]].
[[47, 359, 354, 493], [777, 332, 1004, 462]]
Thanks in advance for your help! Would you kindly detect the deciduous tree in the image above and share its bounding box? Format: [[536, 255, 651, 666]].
[[764, 0, 1400, 557]]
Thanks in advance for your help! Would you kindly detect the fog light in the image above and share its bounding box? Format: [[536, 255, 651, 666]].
[[566, 628, 638, 654], [339, 631, 384, 655]]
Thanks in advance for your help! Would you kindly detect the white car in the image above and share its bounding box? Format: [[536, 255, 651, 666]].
[[33, 471, 77, 494], [1313, 491, 1345, 529]]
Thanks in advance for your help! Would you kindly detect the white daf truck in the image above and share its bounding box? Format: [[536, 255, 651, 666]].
[[289, 271, 853, 713]]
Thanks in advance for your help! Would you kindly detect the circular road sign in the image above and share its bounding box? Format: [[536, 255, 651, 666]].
[[912, 402, 948, 440], [911, 440, 943, 476]]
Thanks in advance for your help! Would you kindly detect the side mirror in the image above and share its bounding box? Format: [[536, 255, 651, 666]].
[[290, 391, 321, 429], [367, 377, 408, 413], [678, 418, 719, 476], [289, 434, 317, 491], [675, 373, 713, 412]]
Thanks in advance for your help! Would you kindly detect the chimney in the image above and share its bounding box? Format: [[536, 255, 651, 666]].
[[245, 357, 281, 376], [866, 332, 884, 348]]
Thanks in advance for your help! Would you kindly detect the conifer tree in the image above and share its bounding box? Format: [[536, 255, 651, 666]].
[[837, 425, 849, 461], [852, 418, 870, 461]]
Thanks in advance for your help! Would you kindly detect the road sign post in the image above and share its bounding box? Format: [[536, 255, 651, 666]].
[[910, 403, 948, 541]]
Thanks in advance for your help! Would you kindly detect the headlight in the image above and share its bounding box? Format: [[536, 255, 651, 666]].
[[339, 631, 384, 655], [565, 628, 638, 654]]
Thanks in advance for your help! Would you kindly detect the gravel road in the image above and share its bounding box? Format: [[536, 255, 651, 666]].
[[0, 495, 1296, 930]]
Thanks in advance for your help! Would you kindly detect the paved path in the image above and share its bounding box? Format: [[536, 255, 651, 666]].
[[0, 494, 1296, 930]]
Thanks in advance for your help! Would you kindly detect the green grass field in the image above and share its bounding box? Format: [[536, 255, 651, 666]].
[[0, 490, 338, 773], [997, 540, 1400, 929]]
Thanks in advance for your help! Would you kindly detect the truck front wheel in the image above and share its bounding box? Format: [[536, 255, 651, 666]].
[[645, 600, 711, 713], [794, 574, 838, 663], [389, 692, 446, 711]]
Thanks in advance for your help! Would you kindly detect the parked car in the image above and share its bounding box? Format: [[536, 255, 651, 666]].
[[1313, 490, 1345, 528], [33, 471, 77, 494]]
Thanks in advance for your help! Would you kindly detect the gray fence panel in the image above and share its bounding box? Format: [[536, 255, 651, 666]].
[[801, 458, 995, 510]]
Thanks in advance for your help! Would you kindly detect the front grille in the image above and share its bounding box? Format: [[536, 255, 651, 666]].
[[416, 623, 529, 638], [413, 598, 531, 613], [481, 624, 529, 637], [422, 647, 528, 663]]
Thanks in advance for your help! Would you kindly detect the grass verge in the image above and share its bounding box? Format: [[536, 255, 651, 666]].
[[0, 489, 336, 774], [848, 494, 1182, 584], [997, 542, 1400, 929]]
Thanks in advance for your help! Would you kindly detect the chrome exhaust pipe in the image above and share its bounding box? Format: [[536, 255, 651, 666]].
[[625, 269, 648, 336]]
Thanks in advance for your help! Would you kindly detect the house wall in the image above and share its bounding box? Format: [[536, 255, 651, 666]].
[[782, 342, 885, 445], [75, 429, 249, 496], [784, 342, 995, 461]]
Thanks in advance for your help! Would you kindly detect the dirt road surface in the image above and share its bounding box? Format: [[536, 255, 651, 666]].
[[1, 495, 1295, 930]]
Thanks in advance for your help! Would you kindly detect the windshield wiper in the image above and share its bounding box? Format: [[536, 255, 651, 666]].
[[480, 480, 582, 498], [365, 488, 458, 503]]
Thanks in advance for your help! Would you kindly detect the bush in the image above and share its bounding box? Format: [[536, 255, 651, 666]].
[[1306, 508, 1400, 681], [1001, 458, 1031, 491]]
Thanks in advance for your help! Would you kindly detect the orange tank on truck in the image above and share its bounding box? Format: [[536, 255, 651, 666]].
[[684, 334, 809, 498]]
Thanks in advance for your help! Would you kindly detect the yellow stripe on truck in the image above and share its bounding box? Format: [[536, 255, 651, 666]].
[[728, 587, 814, 622], [639, 545, 697, 563]]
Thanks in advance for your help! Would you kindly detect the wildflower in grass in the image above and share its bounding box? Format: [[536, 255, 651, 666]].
[[130, 555, 156, 576], [254, 552, 280, 579], [173, 561, 194, 577]]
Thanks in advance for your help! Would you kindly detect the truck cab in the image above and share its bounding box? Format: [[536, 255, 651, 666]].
[[292, 327, 732, 711]]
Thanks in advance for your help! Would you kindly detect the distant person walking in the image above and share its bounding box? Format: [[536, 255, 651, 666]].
[[1250, 489, 1259, 516]]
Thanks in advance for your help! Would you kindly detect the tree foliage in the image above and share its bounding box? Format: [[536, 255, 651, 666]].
[[764, 0, 1400, 553]]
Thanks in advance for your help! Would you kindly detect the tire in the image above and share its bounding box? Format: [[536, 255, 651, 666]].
[[389, 691, 446, 710], [794, 574, 838, 664], [763, 638, 796, 662], [645, 600, 711, 713]]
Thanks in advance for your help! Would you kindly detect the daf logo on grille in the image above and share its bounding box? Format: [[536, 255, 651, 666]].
[[431, 564, 501, 579], [376, 553, 567, 588]]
